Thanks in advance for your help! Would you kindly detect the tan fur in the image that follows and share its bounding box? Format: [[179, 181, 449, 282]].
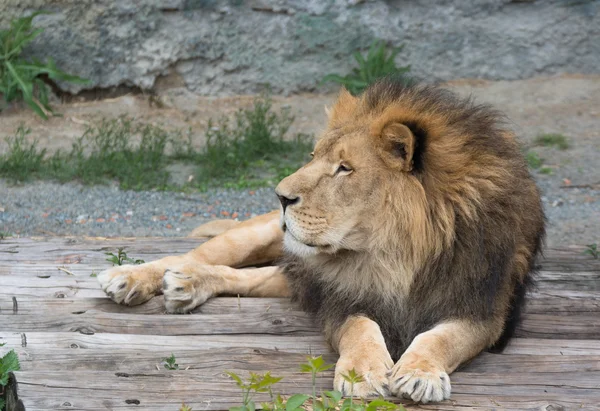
[[188, 219, 241, 238], [332, 316, 393, 397]]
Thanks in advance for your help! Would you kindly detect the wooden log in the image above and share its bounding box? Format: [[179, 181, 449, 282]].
[[12, 370, 600, 410], [8, 342, 600, 374], [3, 289, 600, 318], [0, 310, 320, 336], [0, 332, 330, 353], [2, 309, 598, 339], [517, 313, 600, 339]]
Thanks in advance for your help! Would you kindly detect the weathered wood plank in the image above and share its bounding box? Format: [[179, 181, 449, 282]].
[[502, 338, 600, 356], [4, 289, 600, 318], [2, 310, 598, 339], [8, 342, 600, 374], [535, 270, 600, 291], [526, 290, 600, 313], [13, 370, 600, 410], [0, 311, 320, 335], [0, 332, 330, 353], [2, 333, 598, 357], [517, 313, 600, 339], [0, 296, 301, 316]]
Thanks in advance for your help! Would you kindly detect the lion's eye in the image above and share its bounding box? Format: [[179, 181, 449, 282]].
[[310, 152, 314, 158], [336, 164, 353, 174]]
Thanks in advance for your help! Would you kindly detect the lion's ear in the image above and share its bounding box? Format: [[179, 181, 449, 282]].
[[375, 122, 416, 172], [327, 88, 358, 127]]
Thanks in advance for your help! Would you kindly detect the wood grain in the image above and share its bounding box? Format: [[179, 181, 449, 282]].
[[1, 237, 599, 410]]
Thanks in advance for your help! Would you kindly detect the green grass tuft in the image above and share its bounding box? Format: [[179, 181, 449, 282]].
[[105, 247, 145, 266], [534, 133, 570, 150], [193, 93, 313, 189], [0, 126, 46, 181], [0, 94, 312, 191], [525, 151, 543, 169], [583, 244, 599, 259], [322, 40, 411, 96]]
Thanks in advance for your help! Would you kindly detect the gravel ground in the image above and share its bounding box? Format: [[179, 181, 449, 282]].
[[0, 178, 598, 248], [0, 181, 278, 238]]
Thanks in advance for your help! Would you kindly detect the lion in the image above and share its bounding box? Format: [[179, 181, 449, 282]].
[[98, 79, 545, 404]]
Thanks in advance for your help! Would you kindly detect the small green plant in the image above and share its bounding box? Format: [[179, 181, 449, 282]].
[[1, 96, 311, 190], [534, 133, 569, 150], [0, 232, 10, 241], [525, 151, 543, 169], [105, 247, 145, 266], [194, 93, 313, 189], [0, 126, 45, 181], [179, 404, 193, 411], [539, 166, 553, 175], [300, 355, 335, 408], [0, 12, 88, 119], [0, 343, 21, 411], [90, 271, 98, 278], [322, 40, 411, 96], [227, 371, 283, 411], [583, 243, 598, 259], [162, 353, 179, 370], [227, 356, 404, 411]]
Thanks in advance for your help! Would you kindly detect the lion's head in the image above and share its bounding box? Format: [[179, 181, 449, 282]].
[[276, 80, 533, 277]]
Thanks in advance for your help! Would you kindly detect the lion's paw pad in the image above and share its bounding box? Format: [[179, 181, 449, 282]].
[[389, 368, 450, 404], [97, 266, 154, 306], [162, 270, 211, 314]]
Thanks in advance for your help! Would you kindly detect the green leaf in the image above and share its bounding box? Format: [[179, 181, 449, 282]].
[[285, 394, 310, 411], [24, 97, 48, 120], [324, 390, 342, 404], [6, 60, 33, 100], [341, 398, 354, 411], [0, 397, 5, 410], [0, 349, 21, 386], [365, 399, 398, 411], [226, 371, 244, 387]]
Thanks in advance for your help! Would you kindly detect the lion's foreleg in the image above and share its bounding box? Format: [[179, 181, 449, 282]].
[[388, 319, 500, 403], [98, 210, 284, 306], [162, 265, 289, 313], [331, 316, 394, 397]]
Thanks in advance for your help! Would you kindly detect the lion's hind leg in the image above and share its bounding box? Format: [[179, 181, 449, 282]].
[[188, 219, 241, 238]]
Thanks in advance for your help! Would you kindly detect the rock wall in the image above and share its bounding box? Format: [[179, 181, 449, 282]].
[[1, 0, 599, 95]]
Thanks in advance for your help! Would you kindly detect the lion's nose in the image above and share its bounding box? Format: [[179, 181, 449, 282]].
[[277, 194, 299, 213]]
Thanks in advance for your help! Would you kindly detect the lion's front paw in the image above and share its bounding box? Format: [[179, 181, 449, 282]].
[[163, 269, 213, 314], [333, 349, 393, 397], [388, 356, 450, 404], [97, 264, 158, 306]]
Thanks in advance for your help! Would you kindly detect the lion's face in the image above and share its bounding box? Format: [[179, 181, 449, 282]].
[[275, 90, 420, 258], [276, 129, 382, 256]]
